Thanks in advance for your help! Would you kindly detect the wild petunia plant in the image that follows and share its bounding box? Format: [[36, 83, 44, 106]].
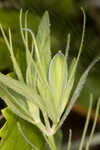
[[0, 9, 100, 150]]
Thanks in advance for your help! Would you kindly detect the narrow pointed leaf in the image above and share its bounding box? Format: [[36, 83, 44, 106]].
[[85, 98, 100, 150], [65, 33, 71, 62], [0, 73, 57, 123], [26, 49, 36, 89], [0, 25, 24, 82], [56, 57, 100, 131], [60, 58, 76, 114], [36, 11, 51, 77], [0, 84, 35, 124], [64, 8, 86, 94], [37, 77, 58, 122], [0, 73, 45, 112], [66, 130, 72, 150], [69, 57, 100, 112], [79, 95, 93, 150]]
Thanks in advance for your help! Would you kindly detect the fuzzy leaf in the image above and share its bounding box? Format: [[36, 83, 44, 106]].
[[0, 73, 57, 123], [37, 78, 58, 122], [60, 58, 76, 114], [25, 49, 40, 122], [0, 25, 24, 82], [57, 57, 100, 130], [68, 58, 76, 79], [0, 73, 47, 122], [0, 73, 43, 107], [0, 84, 35, 124], [36, 11, 51, 77], [69, 57, 100, 113], [0, 108, 45, 150], [26, 48, 36, 90]]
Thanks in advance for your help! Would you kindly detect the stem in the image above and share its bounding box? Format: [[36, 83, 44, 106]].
[[43, 111, 50, 130], [79, 95, 93, 150], [48, 135, 56, 150]]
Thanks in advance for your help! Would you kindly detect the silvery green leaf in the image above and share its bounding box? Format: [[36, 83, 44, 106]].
[[68, 58, 76, 79], [60, 74, 74, 115], [37, 77, 59, 123], [66, 130, 72, 150], [0, 73, 57, 123], [85, 98, 100, 150], [26, 49, 36, 89], [25, 50, 57, 122], [20, 10, 37, 89], [0, 25, 24, 82], [60, 58, 76, 115], [36, 11, 51, 77], [69, 57, 100, 111], [26, 49, 40, 122], [20, 11, 54, 122], [63, 7, 86, 97], [24, 10, 30, 65], [57, 56, 100, 130], [59, 8, 86, 116], [0, 84, 35, 124], [0, 73, 45, 112], [65, 33, 71, 62]]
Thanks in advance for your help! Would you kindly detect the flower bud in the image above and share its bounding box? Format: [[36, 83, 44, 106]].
[[49, 51, 68, 114]]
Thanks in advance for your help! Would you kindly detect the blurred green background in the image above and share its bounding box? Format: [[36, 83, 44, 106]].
[[0, 0, 100, 116]]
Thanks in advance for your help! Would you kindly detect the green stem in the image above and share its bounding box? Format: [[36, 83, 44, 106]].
[[43, 111, 50, 130], [48, 135, 56, 150]]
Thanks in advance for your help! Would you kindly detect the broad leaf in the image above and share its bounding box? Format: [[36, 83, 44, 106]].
[[0, 108, 46, 150]]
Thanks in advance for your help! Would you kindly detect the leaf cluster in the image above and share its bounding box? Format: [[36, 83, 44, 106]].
[[0, 9, 100, 150]]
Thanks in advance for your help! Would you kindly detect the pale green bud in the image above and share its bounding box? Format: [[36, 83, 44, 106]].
[[49, 51, 68, 115]]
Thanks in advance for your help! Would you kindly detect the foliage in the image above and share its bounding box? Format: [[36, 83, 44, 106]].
[[0, 9, 39, 72], [0, 108, 45, 150], [1, 1, 100, 113], [0, 9, 100, 150]]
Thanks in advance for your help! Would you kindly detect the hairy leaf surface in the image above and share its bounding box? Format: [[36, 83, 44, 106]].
[[36, 11, 51, 77]]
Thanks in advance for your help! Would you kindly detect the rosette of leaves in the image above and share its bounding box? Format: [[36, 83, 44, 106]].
[[0, 9, 100, 150]]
